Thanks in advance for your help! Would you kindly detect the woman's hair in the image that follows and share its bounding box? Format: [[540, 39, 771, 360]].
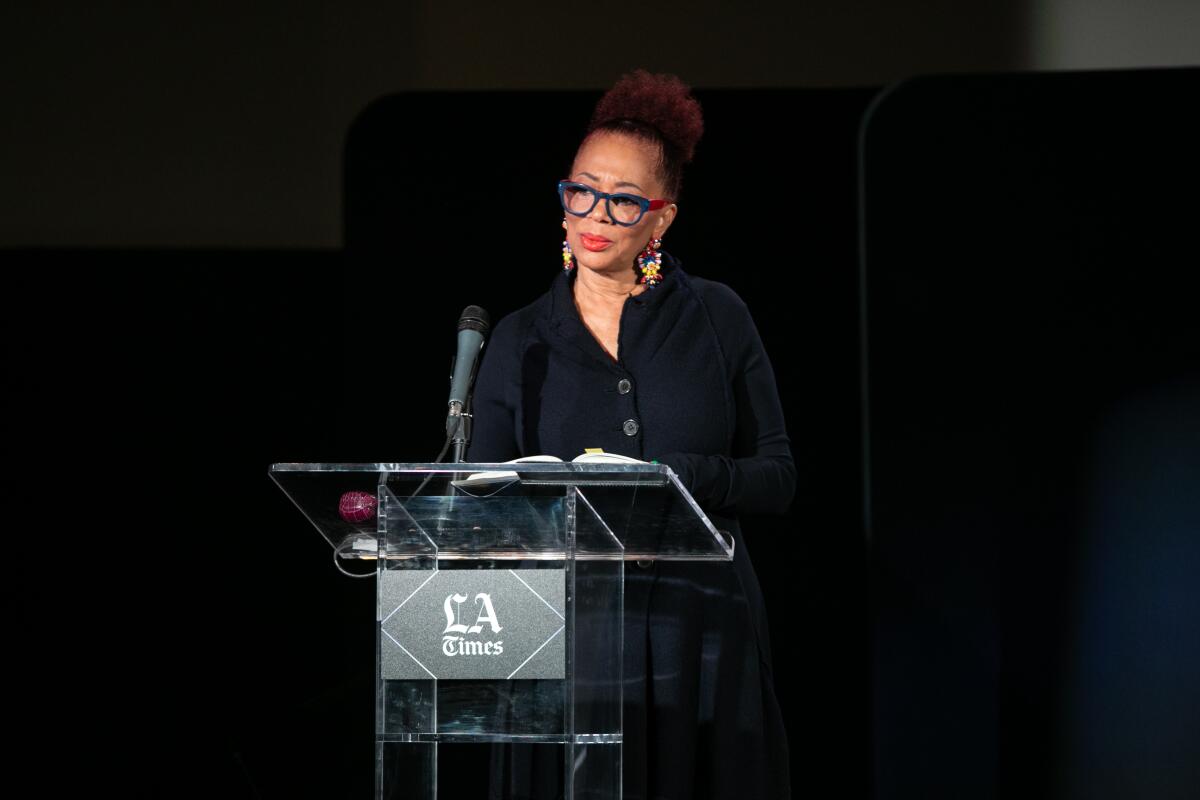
[[584, 69, 704, 201]]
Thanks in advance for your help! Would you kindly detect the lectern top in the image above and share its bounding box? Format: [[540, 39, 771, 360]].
[[269, 462, 733, 562]]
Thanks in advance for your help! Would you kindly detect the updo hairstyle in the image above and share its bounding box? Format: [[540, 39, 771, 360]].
[[583, 70, 704, 201]]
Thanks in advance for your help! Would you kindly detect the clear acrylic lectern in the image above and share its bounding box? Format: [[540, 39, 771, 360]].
[[270, 462, 733, 799]]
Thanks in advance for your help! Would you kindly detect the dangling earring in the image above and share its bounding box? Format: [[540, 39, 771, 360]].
[[561, 217, 575, 272], [637, 237, 663, 288]]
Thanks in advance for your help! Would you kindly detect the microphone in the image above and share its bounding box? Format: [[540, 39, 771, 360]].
[[446, 305, 490, 461]]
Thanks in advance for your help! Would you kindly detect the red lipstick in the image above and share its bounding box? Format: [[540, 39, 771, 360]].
[[580, 234, 612, 252]]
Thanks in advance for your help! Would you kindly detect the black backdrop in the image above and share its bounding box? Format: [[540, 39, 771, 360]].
[[864, 69, 1200, 798], [9, 69, 1199, 799]]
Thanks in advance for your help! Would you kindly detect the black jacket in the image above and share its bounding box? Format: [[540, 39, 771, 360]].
[[468, 252, 795, 799]]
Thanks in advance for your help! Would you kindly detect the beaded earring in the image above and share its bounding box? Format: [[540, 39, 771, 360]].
[[637, 237, 663, 288], [561, 217, 575, 272]]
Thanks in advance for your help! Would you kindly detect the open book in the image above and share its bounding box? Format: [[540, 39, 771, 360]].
[[452, 452, 649, 488]]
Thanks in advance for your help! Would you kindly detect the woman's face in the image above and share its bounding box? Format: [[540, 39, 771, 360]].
[[565, 131, 677, 280]]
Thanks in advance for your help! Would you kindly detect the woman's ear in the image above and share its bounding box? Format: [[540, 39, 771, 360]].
[[655, 203, 678, 239]]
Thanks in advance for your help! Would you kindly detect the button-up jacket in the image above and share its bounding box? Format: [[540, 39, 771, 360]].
[[467, 252, 796, 516]]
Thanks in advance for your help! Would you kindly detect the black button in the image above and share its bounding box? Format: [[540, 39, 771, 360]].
[[622, 419, 640, 436], [617, 378, 632, 395]]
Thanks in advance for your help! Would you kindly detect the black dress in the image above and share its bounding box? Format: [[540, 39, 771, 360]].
[[467, 252, 795, 800]]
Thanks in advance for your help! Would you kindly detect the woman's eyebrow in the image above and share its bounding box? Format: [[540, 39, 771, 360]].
[[574, 171, 645, 192]]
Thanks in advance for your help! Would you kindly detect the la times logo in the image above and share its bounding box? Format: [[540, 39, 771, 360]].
[[442, 592, 504, 657]]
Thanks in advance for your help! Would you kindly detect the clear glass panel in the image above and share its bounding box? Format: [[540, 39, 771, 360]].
[[374, 488, 622, 744], [569, 742, 622, 799], [267, 464, 720, 798], [386, 493, 569, 561], [570, 490, 623, 739], [269, 462, 732, 561], [376, 742, 433, 800]]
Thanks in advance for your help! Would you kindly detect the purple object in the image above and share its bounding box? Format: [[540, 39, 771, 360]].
[[338, 490, 378, 524]]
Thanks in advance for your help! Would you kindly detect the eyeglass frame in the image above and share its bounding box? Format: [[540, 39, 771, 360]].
[[557, 180, 672, 227]]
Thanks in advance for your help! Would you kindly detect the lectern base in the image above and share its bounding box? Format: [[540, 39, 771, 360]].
[[378, 741, 621, 799]]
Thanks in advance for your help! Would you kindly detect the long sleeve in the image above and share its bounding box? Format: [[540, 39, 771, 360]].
[[655, 290, 796, 516]]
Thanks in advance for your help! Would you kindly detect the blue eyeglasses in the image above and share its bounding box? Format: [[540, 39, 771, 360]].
[[557, 180, 671, 227]]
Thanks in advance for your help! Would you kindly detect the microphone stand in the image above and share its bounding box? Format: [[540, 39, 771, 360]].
[[448, 397, 472, 464], [445, 395, 472, 529]]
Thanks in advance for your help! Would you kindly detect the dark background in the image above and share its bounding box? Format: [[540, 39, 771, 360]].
[[863, 69, 1200, 798], [5, 4, 1200, 799], [6, 0, 1200, 249]]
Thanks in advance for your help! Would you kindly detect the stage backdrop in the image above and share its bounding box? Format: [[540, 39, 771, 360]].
[[13, 72, 1196, 798], [862, 67, 1200, 799]]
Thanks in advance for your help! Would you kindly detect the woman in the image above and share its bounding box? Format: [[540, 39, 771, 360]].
[[468, 70, 795, 800]]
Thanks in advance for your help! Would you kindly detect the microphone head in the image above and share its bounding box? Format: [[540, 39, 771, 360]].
[[458, 305, 491, 335]]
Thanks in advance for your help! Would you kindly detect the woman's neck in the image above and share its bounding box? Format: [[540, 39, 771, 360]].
[[573, 265, 645, 309]]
